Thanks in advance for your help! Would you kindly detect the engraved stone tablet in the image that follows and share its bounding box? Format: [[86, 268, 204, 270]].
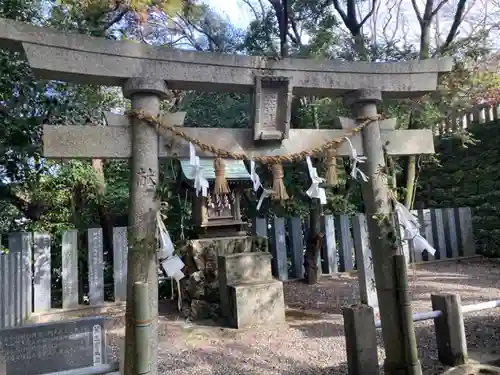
[[88, 228, 104, 305], [62, 230, 78, 309], [33, 233, 51, 313], [112, 227, 128, 302], [0, 317, 107, 375], [253, 75, 292, 142]]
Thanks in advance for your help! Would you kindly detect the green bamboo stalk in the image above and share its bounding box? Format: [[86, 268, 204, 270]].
[[134, 282, 151, 375]]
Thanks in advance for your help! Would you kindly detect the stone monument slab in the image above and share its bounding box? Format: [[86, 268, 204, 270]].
[[112, 227, 128, 302], [0, 317, 107, 375], [352, 214, 379, 321], [62, 230, 78, 309], [88, 228, 104, 305], [32, 233, 51, 313], [227, 280, 285, 329]]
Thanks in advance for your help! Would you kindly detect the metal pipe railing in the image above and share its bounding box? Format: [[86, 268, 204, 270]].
[[461, 299, 500, 314], [374, 299, 500, 328], [375, 309, 442, 328]]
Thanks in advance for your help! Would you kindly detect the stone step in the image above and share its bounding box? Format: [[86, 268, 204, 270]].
[[218, 252, 273, 285], [227, 280, 285, 329]]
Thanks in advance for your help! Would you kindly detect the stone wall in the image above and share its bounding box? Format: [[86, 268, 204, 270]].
[[417, 120, 500, 256], [178, 235, 268, 320]]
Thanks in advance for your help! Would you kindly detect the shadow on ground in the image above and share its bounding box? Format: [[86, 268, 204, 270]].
[[150, 313, 500, 375]]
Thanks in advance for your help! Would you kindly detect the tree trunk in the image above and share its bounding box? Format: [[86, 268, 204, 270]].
[[353, 32, 369, 61], [404, 0, 469, 208], [71, 184, 87, 304], [404, 156, 417, 208], [91, 159, 114, 264], [303, 202, 322, 285], [404, 22, 430, 209]]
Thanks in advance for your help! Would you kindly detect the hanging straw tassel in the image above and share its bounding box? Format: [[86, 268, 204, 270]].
[[270, 163, 289, 201], [214, 157, 230, 195], [324, 149, 339, 186]]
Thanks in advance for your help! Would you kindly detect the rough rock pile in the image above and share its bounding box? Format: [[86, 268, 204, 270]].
[[177, 235, 268, 320]]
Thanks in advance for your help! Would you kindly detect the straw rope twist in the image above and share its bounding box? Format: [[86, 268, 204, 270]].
[[126, 110, 382, 164]]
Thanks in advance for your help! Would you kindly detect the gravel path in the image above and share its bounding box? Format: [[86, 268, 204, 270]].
[[108, 258, 500, 375]]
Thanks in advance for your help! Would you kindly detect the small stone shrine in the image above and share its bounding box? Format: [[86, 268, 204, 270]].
[[177, 158, 282, 325], [179, 158, 249, 238]]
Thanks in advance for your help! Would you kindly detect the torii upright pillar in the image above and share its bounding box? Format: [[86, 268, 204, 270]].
[[345, 89, 421, 375], [121, 78, 168, 375]]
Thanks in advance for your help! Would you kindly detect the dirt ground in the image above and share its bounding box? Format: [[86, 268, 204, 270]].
[[103, 258, 500, 375]]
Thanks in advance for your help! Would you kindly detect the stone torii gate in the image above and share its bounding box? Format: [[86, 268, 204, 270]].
[[0, 17, 451, 375]]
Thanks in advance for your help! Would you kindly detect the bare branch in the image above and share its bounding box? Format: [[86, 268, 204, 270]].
[[169, 36, 190, 46], [359, 0, 377, 29], [101, 4, 129, 32], [411, 0, 423, 24], [422, 0, 436, 21], [289, 14, 302, 47], [331, 0, 349, 26], [434, 11, 441, 48], [372, 0, 383, 43], [438, 0, 467, 55], [241, 0, 260, 20], [255, 0, 267, 16], [331, 0, 377, 35], [382, 0, 404, 44], [382, 13, 393, 42], [401, 15, 411, 45], [178, 13, 223, 51], [287, 31, 298, 46], [392, 0, 405, 42], [430, 0, 449, 17], [167, 16, 205, 51]]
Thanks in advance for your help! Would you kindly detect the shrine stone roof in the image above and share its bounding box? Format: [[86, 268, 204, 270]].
[[180, 159, 251, 181]]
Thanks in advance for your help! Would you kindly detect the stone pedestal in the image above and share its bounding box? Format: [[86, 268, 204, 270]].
[[227, 280, 285, 329], [218, 252, 285, 329], [178, 235, 268, 320]]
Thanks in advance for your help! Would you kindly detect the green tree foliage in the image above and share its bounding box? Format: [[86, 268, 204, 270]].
[[1, 0, 499, 248], [417, 119, 500, 256]]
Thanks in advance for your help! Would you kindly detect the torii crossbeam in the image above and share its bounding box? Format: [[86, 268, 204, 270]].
[[43, 113, 434, 159]]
